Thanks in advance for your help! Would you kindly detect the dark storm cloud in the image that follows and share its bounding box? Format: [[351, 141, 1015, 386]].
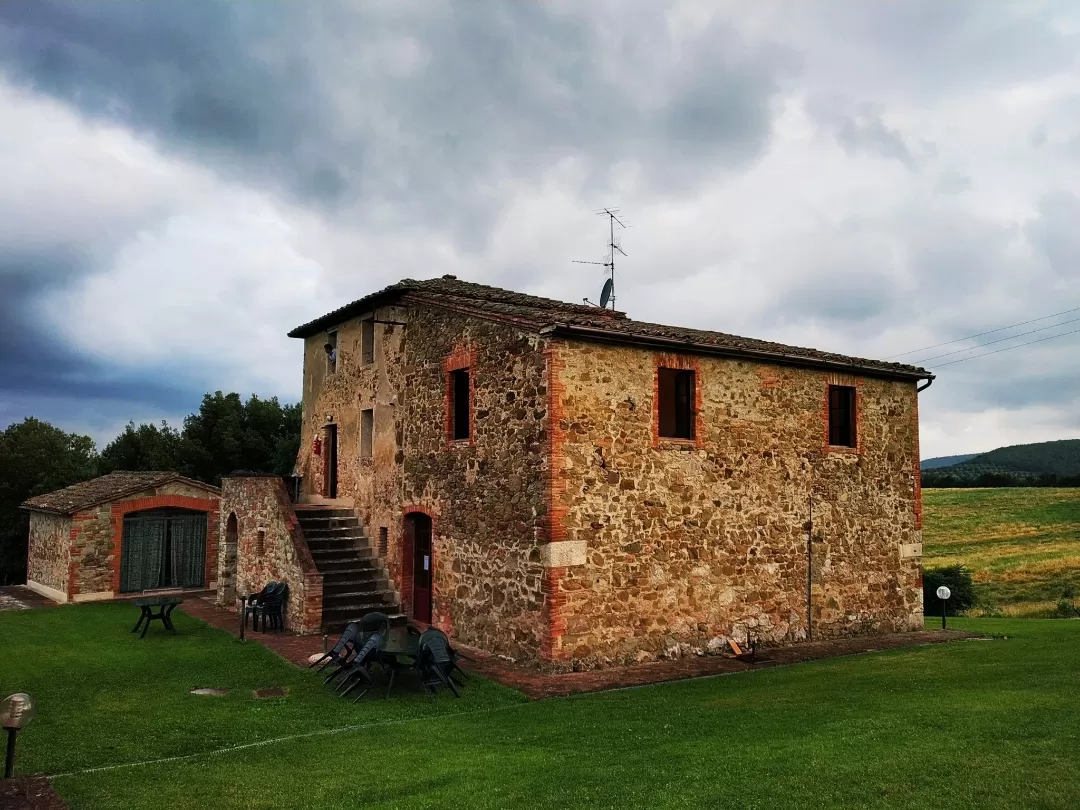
[[0, 1, 797, 240], [0, 254, 200, 416]]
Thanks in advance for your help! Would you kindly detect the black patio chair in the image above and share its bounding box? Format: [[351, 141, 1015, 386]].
[[244, 581, 278, 631], [416, 628, 465, 698], [309, 622, 361, 672], [258, 582, 289, 632], [323, 612, 392, 685], [336, 630, 384, 702]]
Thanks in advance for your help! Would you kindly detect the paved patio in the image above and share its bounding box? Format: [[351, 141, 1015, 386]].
[[178, 597, 980, 699], [0, 585, 56, 611]]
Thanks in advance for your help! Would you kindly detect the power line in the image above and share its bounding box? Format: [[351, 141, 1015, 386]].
[[885, 305, 1080, 360], [932, 326, 1080, 368], [913, 315, 1080, 364]]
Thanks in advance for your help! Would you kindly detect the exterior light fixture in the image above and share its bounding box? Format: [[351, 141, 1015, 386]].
[[936, 585, 952, 630], [1, 692, 35, 779]]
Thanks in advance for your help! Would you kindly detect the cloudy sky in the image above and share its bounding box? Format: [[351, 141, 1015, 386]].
[[1, 1, 1078, 459]]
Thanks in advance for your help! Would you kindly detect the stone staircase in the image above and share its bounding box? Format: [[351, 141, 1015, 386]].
[[293, 506, 399, 631]]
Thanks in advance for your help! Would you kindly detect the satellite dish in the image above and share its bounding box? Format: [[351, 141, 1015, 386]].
[[599, 278, 614, 309]]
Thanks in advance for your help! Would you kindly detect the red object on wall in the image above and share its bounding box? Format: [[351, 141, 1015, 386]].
[[312, 435, 322, 456]]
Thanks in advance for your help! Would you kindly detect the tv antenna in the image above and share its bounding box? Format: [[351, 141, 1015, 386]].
[[574, 207, 627, 309]]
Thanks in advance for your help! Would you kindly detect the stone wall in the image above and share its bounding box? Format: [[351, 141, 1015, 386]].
[[26, 481, 219, 603], [398, 307, 549, 660], [293, 302, 550, 661], [218, 475, 323, 633], [548, 341, 924, 666], [25, 512, 71, 600]]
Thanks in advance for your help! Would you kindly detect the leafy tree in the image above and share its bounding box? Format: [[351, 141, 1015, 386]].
[[180, 392, 300, 485], [0, 418, 98, 584], [923, 565, 976, 616], [99, 420, 184, 474]]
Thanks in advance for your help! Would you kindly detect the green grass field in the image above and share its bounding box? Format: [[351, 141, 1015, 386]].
[[922, 487, 1080, 615], [3, 603, 1080, 809]]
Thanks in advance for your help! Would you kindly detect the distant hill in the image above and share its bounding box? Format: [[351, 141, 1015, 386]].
[[923, 439, 1080, 486], [921, 454, 979, 470]]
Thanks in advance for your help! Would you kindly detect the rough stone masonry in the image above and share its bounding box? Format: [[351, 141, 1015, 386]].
[[283, 277, 929, 670]]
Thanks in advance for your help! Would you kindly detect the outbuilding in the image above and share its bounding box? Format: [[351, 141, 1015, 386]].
[[21, 471, 220, 603]]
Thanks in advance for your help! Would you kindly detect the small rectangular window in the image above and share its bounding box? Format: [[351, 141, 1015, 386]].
[[658, 367, 695, 439], [828, 385, 857, 447], [378, 527, 388, 556], [450, 369, 470, 440], [325, 331, 338, 374], [360, 408, 373, 458], [361, 318, 375, 365]]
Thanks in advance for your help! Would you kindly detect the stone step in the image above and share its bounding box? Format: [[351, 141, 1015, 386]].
[[303, 526, 366, 539], [294, 507, 355, 519], [321, 602, 400, 628], [319, 564, 383, 581], [321, 571, 385, 589], [313, 555, 374, 572], [308, 541, 372, 556], [322, 587, 395, 606], [305, 536, 366, 551]]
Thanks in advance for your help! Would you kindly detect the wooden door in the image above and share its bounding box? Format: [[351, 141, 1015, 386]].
[[327, 425, 339, 499], [408, 513, 433, 623]]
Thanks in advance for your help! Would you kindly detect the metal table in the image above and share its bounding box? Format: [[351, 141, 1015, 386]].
[[131, 597, 182, 638], [380, 624, 422, 698]]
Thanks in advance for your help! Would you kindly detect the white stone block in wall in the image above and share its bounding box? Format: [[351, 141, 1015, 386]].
[[540, 540, 587, 568]]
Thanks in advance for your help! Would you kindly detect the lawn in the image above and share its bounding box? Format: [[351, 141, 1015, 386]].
[[921, 487, 1080, 615], [2, 604, 1079, 809]]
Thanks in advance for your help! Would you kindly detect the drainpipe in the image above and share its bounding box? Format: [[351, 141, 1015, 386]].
[[806, 492, 813, 643], [917, 377, 934, 393]]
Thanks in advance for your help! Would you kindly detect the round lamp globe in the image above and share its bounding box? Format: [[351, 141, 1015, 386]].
[[0, 693, 35, 730]]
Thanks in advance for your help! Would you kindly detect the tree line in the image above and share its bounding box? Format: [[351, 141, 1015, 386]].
[[922, 471, 1080, 488], [0, 392, 300, 585]]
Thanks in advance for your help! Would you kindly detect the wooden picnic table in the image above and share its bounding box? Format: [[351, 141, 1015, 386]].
[[130, 597, 182, 638]]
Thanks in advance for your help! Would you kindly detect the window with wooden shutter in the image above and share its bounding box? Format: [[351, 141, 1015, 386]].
[[450, 369, 470, 440], [361, 318, 375, 365], [828, 385, 857, 447], [658, 367, 695, 440]]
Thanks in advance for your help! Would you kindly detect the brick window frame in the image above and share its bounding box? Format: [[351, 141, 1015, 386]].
[[823, 374, 863, 455], [443, 344, 477, 447], [108, 494, 220, 596], [652, 353, 704, 449]]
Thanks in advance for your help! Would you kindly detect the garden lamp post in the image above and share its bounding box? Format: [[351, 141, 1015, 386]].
[[1, 692, 35, 779], [937, 585, 952, 630], [239, 587, 250, 642]]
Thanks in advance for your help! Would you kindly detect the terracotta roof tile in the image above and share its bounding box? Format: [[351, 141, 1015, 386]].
[[288, 275, 932, 380], [20, 472, 219, 515]]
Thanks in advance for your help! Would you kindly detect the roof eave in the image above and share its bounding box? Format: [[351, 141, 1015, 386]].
[[542, 323, 933, 382], [287, 289, 406, 339]]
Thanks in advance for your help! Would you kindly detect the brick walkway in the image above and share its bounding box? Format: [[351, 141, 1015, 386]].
[[178, 596, 979, 700]]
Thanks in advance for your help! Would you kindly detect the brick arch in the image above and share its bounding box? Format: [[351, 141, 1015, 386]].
[[109, 494, 220, 594]]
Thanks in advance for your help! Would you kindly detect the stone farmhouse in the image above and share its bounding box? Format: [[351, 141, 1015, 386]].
[[22, 472, 220, 604], [219, 276, 933, 667]]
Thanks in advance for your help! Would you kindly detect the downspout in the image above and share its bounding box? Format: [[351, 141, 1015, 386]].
[[806, 492, 813, 642], [917, 377, 934, 393]]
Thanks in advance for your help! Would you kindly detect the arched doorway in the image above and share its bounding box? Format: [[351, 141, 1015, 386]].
[[404, 512, 433, 623], [221, 513, 239, 604]]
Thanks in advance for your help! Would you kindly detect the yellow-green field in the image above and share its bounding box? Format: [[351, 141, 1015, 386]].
[[922, 487, 1080, 616]]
